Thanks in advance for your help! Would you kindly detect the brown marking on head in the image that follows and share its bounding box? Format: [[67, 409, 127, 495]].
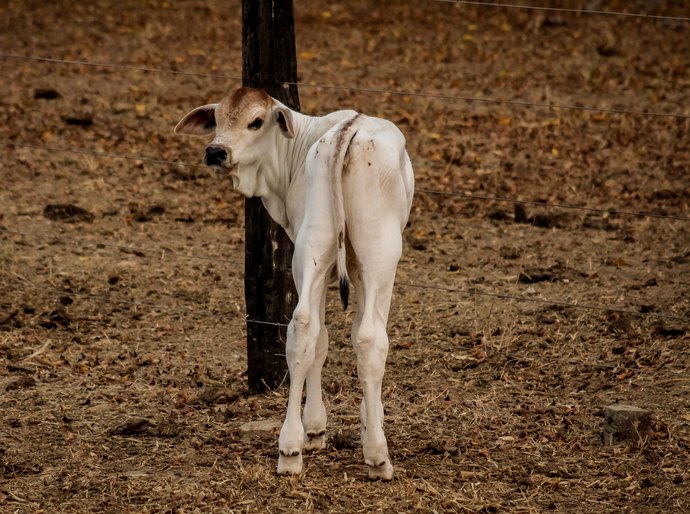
[[217, 88, 273, 126]]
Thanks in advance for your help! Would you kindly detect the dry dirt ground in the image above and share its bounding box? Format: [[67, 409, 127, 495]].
[[1, 1, 689, 512]]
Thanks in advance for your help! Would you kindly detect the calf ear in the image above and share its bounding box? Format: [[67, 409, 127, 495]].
[[274, 107, 295, 139], [174, 104, 218, 136]]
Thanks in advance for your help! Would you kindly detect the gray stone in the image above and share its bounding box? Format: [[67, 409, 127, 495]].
[[603, 404, 652, 445], [238, 419, 282, 440]]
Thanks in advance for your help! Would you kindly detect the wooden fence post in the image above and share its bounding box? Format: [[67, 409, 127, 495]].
[[242, 0, 299, 393]]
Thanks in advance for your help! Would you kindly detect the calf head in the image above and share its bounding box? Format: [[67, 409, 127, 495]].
[[174, 87, 296, 194]]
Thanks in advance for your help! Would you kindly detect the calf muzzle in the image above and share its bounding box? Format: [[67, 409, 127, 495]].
[[205, 145, 228, 167]]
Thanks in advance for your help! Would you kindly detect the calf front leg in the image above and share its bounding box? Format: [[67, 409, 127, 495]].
[[302, 325, 328, 450], [277, 308, 313, 475], [277, 272, 327, 475]]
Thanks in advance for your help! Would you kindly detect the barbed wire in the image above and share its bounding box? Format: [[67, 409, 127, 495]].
[[431, 0, 690, 22], [4, 266, 285, 328], [3, 265, 685, 325], [5, 141, 208, 170], [0, 53, 242, 82], [286, 81, 690, 120], [0, 14, 685, 352], [2, 230, 686, 324], [395, 281, 687, 323], [416, 189, 690, 222], [3, 228, 245, 267], [2, 53, 689, 120], [1, 269, 245, 322], [5, 141, 689, 222]]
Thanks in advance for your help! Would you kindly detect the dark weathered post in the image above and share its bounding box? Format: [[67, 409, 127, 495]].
[[242, 0, 299, 393]]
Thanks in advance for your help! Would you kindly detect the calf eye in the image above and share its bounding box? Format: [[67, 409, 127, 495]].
[[247, 118, 264, 130]]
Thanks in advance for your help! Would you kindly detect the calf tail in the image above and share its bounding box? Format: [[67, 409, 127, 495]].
[[330, 114, 362, 310]]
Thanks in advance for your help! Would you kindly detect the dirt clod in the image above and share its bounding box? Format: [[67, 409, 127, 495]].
[[5, 375, 36, 391], [44, 204, 95, 223]]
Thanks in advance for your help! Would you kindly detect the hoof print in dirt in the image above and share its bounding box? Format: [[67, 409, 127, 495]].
[[44, 204, 95, 223], [6, 375, 37, 392], [109, 418, 154, 437], [606, 313, 634, 334], [39, 309, 71, 329], [582, 214, 619, 232], [0, 309, 20, 329], [330, 431, 357, 450], [488, 209, 512, 222], [34, 88, 61, 100], [514, 204, 569, 228], [653, 323, 686, 338], [424, 441, 457, 455], [62, 115, 94, 127], [130, 204, 166, 222], [518, 263, 587, 284]]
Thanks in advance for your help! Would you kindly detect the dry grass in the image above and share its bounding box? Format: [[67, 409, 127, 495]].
[[2, 0, 690, 512], [2, 214, 688, 513]]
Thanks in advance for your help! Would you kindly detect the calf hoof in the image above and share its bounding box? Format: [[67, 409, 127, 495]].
[[366, 459, 394, 481], [304, 430, 327, 451], [277, 450, 303, 476]]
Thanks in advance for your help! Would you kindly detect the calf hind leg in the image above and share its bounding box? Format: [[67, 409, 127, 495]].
[[357, 320, 393, 480], [352, 268, 397, 481]]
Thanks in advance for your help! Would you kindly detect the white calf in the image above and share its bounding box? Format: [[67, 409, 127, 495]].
[[175, 88, 414, 480]]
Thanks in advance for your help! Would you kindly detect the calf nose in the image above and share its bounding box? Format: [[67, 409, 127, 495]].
[[205, 145, 227, 167]]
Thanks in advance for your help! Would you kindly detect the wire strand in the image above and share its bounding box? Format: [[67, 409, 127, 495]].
[[6, 141, 207, 169], [2, 53, 689, 120], [286, 80, 690, 120], [396, 281, 687, 323], [0, 52, 243, 82], [5, 141, 689, 222], [431, 0, 690, 22], [3, 228, 245, 267], [416, 188, 690, 222], [3, 268, 684, 325]]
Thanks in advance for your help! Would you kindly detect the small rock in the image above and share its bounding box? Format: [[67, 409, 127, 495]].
[[112, 101, 132, 114], [238, 419, 282, 439], [602, 404, 652, 445]]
